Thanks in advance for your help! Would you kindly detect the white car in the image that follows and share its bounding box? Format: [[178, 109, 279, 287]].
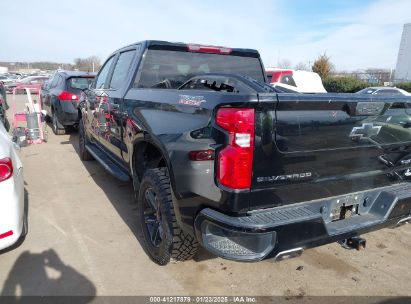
[[266, 68, 327, 93], [0, 74, 21, 84], [0, 121, 26, 252], [356, 86, 411, 96]]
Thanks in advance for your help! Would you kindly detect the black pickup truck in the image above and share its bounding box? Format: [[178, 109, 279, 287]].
[[79, 40, 411, 265]]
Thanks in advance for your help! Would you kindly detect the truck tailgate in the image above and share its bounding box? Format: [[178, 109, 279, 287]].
[[250, 93, 411, 210]]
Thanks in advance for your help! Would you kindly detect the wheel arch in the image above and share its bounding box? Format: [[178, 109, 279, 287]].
[[131, 139, 175, 192]]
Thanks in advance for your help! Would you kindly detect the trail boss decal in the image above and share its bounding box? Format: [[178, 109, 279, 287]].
[[178, 95, 206, 107]]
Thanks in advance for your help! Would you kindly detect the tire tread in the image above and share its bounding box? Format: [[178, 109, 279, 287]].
[[139, 168, 199, 265]]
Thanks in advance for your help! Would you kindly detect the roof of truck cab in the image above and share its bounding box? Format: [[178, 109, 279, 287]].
[[113, 40, 261, 57]]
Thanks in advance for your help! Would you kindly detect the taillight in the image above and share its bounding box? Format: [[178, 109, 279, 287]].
[[0, 158, 13, 182], [187, 44, 232, 54], [216, 108, 255, 189], [58, 91, 79, 101]]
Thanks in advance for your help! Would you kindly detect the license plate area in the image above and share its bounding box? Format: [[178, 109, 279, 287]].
[[330, 197, 360, 222]]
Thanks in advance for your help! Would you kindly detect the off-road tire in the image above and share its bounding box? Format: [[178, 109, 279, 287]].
[[52, 111, 66, 135], [78, 118, 94, 161], [137, 168, 199, 265]]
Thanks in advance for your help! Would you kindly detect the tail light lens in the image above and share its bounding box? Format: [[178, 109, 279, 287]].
[[58, 91, 79, 101], [187, 44, 232, 54], [216, 108, 255, 189], [0, 158, 13, 182]]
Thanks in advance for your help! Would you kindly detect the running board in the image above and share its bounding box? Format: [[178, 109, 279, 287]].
[[85, 144, 130, 182]]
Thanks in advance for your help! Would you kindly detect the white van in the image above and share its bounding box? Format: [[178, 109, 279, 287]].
[[266, 68, 327, 93]]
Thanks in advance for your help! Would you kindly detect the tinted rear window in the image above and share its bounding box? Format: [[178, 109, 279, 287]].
[[135, 49, 264, 89], [280, 75, 296, 87], [67, 77, 94, 90]]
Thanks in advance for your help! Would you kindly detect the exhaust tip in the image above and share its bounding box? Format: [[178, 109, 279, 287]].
[[395, 216, 411, 227], [274, 247, 304, 262]]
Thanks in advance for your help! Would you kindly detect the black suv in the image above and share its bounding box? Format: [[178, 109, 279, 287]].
[[41, 71, 96, 134]]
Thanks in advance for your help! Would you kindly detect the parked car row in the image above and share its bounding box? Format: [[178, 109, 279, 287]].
[[4, 75, 50, 94], [0, 74, 21, 84]]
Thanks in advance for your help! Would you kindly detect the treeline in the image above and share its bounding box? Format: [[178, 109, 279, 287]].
[[0, 61, 72, 71], [0, 55, 102, 72], [309, 53, 411, 93], [323, 77, 411, 93]]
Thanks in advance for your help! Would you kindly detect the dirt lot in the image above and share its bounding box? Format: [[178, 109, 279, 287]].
[[1, 94, 411, 297]]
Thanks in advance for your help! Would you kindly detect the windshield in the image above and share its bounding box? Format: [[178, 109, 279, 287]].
[[67, 77, 94, 90], [136, 49, 265, 89]]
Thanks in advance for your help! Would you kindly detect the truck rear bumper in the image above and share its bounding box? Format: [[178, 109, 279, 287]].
[[194, 183, 411, 261]]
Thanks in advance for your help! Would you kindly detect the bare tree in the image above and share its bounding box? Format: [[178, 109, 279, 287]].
[[364, 68, 391, 83], [276, 59, 293, 69], [73, 56, 101, 72], [294, 62, 310, 71]]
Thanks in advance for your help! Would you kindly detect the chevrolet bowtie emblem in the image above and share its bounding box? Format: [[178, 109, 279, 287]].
[[349, 123, 381, 140]]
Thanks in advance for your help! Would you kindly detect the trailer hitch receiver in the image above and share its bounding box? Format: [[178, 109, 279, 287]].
[[339, 236, 366, 250]]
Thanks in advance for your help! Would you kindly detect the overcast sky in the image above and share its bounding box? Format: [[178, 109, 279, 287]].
[[1, 0, 410, 71]]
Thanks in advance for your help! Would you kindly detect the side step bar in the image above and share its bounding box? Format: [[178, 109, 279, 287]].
[[85, 144, 130, 182]]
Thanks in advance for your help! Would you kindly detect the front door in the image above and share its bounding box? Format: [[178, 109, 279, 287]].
[[86, 56, 116, 143]]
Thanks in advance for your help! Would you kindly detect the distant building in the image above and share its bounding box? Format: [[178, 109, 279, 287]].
[[0, 66, 8, 74], [395, 23, 411, 82]]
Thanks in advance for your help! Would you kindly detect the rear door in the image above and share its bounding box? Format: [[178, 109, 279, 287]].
[[40, 80, 51, 113], [98, 49, 137, 160], [251, 93, 411, 209], [47, 75, 64, 114]]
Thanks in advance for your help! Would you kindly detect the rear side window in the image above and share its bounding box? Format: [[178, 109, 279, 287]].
[[266, 74, 272, 83], [110, 50, 136, 89], [95, 56, 115, 89], [280, 75, 296, 87], [67, 77, 94, 90]]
